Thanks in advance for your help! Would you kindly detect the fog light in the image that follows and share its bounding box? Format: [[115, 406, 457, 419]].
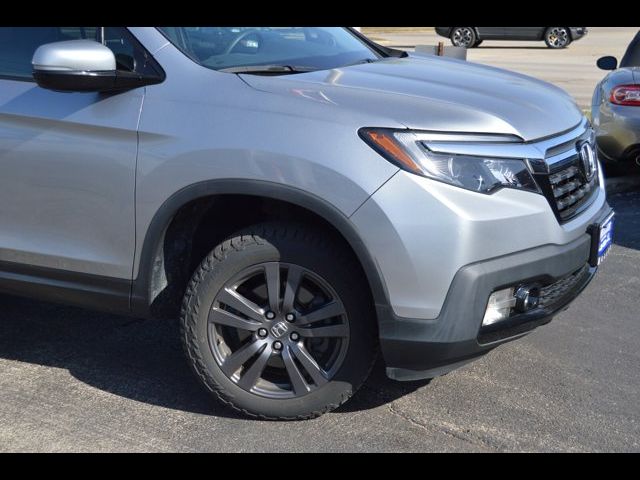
[[482, 287, 516, 326], [514, 286, 540, 313]]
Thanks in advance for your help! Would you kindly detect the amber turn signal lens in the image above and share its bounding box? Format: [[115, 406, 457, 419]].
[[361, 130, 422, 174]]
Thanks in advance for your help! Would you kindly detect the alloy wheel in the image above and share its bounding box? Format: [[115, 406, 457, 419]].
[[546, 27, 569, 48], [452, 28, 474, 47], [208, 262, 350, 399]]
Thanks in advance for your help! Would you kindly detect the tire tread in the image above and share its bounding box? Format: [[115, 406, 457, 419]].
[[180, 222, 376, 420]]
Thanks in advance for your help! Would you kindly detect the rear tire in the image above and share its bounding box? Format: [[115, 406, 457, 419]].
[[450, 27, 476, 48], [544, 27, 571, 48], [180, 222, 377, 420], [473, 39, 483, 47]]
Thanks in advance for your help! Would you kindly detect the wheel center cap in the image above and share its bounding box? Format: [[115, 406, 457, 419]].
[[270, 321, 289, 338]]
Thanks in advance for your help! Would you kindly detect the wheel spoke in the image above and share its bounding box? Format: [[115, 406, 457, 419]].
[[290, 343, 328, 387], [237, 343, 272, 390], [220, 339, 265, 376], [297, 300, 345, 326], [282, 265, 304, 313], [264, 263, 280, 313], [209, 307, 262, 331], [216, 288, 264, 321], [210, 260, 350, 399], [298, 323, 348, 338], [282, 345, 311, 395]]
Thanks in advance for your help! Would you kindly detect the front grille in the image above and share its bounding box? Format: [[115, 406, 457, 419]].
[[548, 160, 598, 221], [538, 264, 590, 308], [534, 125, 599, 224]]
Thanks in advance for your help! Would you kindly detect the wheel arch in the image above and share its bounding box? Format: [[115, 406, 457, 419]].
[[565, 27, 575, 41], [450, 27, 480, 37], [131, 179, 390, 319], [544, 27, 573, 41]]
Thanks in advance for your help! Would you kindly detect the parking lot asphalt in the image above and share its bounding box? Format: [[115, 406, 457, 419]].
[[367, 27, 639, 109], [1, 28, 640, 452], [0, 187, 638, 452]]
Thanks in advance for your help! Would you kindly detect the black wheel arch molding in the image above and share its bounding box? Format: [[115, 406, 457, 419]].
[[131, 179, 391, 319]]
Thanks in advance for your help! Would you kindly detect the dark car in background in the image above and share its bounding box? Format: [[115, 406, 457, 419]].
[[592, 30, 640, 171], [435, 27, 588, 49]]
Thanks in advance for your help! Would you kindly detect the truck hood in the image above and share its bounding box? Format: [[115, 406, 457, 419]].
[[240, 55, 583, 142]]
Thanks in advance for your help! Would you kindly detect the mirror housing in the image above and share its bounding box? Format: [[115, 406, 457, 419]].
[[32, 40, 160, 92], [597, 56, 618, 71]]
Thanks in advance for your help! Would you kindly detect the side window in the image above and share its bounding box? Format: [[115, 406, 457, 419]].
[[104, 27, 138, 72], [102, 27, 162, 77], [0, 27, 98, 79]]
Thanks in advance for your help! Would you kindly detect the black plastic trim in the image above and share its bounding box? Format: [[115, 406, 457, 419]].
[[0, 261, 131, 314], [345, 27, 409, 58], [33, 69, 162, 92], [131, 179, 390, 318]]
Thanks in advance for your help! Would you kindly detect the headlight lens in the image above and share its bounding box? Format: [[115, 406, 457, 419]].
[[360, 128, 539, 194]]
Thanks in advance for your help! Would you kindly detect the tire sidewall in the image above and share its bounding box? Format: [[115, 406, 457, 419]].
[[451, 27, 476, 48], [545, 27, 571, 48], [182, 226, 375, 419]]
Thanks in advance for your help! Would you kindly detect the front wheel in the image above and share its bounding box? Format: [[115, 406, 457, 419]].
[[450, 27, 476, 48], [544, 27, 571, 48], [180, 223, 377, 420]]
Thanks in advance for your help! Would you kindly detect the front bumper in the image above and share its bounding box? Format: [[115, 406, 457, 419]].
[[349, 120, 609, 381], [379, 202, 612, 381]]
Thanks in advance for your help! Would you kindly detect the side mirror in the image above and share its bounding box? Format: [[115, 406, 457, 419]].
[[597, 56, 618, 71], [32, 40, 118, 92], [32, 40, 160, 92]]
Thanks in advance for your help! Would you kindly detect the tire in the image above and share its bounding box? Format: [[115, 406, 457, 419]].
[[180, 222, 377, 420], [450, 27, 477, 48], [473, 40, 483, 47], [544, 27, 571, 49]]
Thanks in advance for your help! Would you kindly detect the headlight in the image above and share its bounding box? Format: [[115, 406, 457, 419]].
[[359, 128, 540, 194]]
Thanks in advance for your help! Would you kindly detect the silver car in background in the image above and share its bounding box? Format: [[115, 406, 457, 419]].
[[592, 30, 640, 169]]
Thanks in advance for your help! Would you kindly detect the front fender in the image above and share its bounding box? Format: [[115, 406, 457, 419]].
[[131, 179, 392, 319]]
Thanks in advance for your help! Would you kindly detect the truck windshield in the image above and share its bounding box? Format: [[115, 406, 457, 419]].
[[157, 27, 381, 73]]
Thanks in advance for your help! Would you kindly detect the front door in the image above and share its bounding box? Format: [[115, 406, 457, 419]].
[[502, 27, 545, 40], [0, 27, 142, 283]]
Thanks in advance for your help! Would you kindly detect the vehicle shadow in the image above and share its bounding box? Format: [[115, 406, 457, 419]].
[[335, 359, 430, 414], [604, 165, 640, 251], [0, 294, 426, 419], [475, 46, 550, 50], [608, 187, 640, 251]]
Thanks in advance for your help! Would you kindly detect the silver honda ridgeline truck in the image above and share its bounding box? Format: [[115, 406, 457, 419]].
[[0, 27, 614, 419]]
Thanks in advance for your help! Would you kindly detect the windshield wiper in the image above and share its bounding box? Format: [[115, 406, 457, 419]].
[[218, 65, 317, 74], [345, 58, 380, 67]]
